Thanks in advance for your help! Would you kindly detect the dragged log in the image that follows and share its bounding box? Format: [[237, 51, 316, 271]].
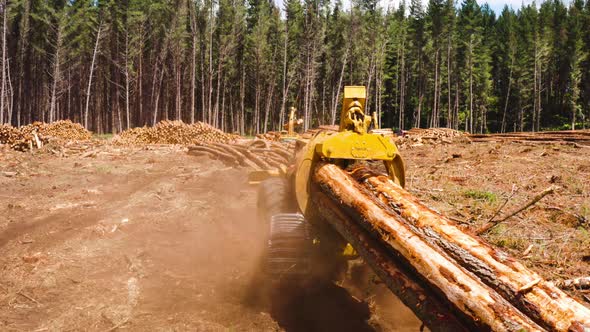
[[348, 166, 590, 331], [210, 142, 260, 169], [187, 145, 238, 165], [270, 146, 294, 161], [251, 147, 293, 162], [263, 155, 288, 168], [313, 163, 543, 331], [312, 189, 473, 332], [241, 148, 273, 169]]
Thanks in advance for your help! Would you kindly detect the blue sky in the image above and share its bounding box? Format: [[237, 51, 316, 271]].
[[275, 0, 544, 15]]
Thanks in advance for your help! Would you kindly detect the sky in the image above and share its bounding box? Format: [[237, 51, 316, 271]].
[[378, 0, 536, 13], [275, 0, 545, 15]]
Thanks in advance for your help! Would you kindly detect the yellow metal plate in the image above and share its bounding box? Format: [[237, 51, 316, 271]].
[[315, 132, 397, 161]]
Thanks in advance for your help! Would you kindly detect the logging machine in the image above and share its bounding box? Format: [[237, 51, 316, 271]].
[[257, 86, 405, 282], [255, 86, 590, 330]]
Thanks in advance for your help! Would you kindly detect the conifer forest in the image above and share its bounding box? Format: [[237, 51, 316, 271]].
[[0, 0, 589, 134]]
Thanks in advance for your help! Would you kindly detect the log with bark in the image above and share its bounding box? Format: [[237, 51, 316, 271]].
[[313, 163, 543, 331], [312, 163, 590, 331], [350, 166, 590, 331], [312, 188, 474, 332], [469, 130, 590, 146]]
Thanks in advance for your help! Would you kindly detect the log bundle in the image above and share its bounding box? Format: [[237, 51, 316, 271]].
[[112, 120, 238, 146], [395, 128, 471, 148], [311, 163, 590, 331], [21, 120, 92, 141], [187, 139, 294, 170], [0, 120, 91, 151], [256, 131, 282, 141], [470, 130, 590, 146]]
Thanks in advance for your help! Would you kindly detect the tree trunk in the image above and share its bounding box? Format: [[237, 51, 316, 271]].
[[16, 0, 31, 126], [531, 38, 538, 132], [331, 50, 348, 126], [279, 25, 289, 128], [399, 38, 406, 130], [312, 188, 473, 332], [314, 164, 544, 331], [432, 49, 440, 128], [348, 166, 590, 331], [447, 33, 452, 129], [468, 36, 474, 133], [190, 13, 197, 124], [501, 57, 513, 133], [49, 25, 64, 124], [0, 0, 6, 124], [313, 163, 590, 331], [85, 24, 102, 129]]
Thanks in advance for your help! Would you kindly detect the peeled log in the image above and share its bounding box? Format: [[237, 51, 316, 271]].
[[313, 163, 543, 331], [348, 167, 590, 331]]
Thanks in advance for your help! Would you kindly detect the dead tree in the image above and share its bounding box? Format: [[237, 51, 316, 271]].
[[84, 23, 102, 129]]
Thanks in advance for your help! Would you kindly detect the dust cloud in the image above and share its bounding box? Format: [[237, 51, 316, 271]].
[[0, 150, 422, 331]]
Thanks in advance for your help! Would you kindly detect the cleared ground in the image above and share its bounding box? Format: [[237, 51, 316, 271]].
[[0, 144, 420, 331], [398, 140, 590, 296]]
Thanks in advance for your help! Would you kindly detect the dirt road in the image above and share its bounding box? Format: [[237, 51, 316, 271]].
[[0, 145, 421, 331]]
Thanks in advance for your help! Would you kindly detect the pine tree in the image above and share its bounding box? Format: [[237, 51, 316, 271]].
[[566, 0, 586, 129]]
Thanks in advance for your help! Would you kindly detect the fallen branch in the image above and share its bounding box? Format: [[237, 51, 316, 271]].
[[17, 291, 40, 305], [554, 277, 590, 290], [103, 318, 130, 332], [485, 184, 517, 226], [477, 186, 557, 234]]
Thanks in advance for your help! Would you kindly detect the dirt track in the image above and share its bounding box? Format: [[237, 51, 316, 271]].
[[0, 145, 420, 331]]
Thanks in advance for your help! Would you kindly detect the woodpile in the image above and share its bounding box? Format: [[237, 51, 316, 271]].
[[187, 139, 294, 171], [312, 163, 590, 331], [396, 128, 470, 148], [0, 125, 23, 150], [256, 131, 282, 141], [21, 120, 92, 141], [0, 121, 91, 152], [470, 130, 590, 147], [113, 120, 238, 146]]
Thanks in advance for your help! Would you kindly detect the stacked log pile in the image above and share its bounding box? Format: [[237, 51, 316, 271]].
[[21, 120, 92, 141], [0, 125, 24, 150], [0, 121, 92, 151], [470, 130, 590, 146], [256, 131, 282, 141], [396, 128, 471, 148], [187, 139, 294, 170], [113, 120, 237, 146], [312, 163, 590, 331]]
